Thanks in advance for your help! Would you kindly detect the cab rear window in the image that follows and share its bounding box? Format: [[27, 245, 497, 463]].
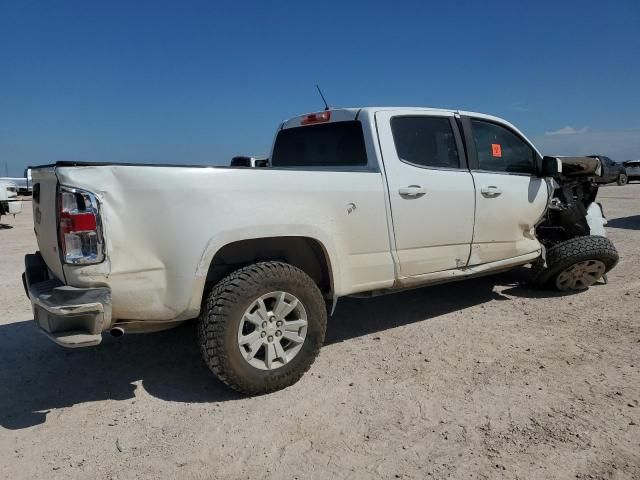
[[271, 121, 368, 168]]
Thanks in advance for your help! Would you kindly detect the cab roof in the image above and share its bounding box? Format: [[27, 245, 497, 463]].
[[280, 106, 537, 157], [281, 107, 517, 131]]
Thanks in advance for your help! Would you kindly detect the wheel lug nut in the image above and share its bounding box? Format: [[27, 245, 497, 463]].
[[261, 321, 267, 328], [275, 330, 281, 337], [268, 336, 274, 342], [261, 331, 266, 338], [276, 321, 283, 327]]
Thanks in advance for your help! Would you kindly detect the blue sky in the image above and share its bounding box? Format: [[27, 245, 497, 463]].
[[1, 0, 639, 176]]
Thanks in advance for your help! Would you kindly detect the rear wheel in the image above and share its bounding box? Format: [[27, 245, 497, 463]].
[[617, 173, 628, 186], [199, 261, 327, 395], [531, 236, 618, 291]]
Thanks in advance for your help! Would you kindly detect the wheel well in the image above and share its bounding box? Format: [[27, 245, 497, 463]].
[[204, 237, 332, 297]]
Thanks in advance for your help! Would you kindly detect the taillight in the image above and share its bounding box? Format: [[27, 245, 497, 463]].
[[301, 111, 331, 125], [58, 186, 104, 264]]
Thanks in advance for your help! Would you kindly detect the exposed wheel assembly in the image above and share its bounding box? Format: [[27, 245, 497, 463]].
[[531, 236, 619, 291]]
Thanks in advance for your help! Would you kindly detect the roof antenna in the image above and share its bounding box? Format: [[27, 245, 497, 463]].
[[316, 84, 330, 111]]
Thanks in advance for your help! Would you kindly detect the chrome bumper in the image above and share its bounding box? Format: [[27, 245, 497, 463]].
[[23, 253, 111, 348]]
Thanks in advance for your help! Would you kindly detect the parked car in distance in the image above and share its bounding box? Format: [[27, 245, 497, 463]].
[[24, 107, 620, 395], [230, 156, 269, 167], [623, 160, 640, 182], [587, 155, 628, 185], [0, 180, 23, 220]]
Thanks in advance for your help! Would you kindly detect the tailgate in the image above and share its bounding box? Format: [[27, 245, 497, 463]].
[[31, 167, 66, 281]]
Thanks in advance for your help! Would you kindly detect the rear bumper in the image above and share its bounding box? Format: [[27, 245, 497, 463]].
[[24, 252, 112, 348]]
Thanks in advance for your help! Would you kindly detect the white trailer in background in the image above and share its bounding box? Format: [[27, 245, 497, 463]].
[[0, 180, 23, 220], [0, 168, 32, 195]]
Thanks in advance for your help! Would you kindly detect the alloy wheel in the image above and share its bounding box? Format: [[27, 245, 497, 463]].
[[237, 291, 308, 370], [555, 260, 606, 291]]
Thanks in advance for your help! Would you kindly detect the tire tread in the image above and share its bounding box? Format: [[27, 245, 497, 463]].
[[198, 261, 326, 395], [531, 236, 619, 290]]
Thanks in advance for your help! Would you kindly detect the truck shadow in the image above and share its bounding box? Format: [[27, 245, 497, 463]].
[[0, 268, 565, 430], [325, 275, 511, 345], [0, 320, 242, 430], [606, 214, 640, 230]]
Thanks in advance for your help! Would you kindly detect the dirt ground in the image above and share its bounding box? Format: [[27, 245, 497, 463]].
[[1, 185, 639, 480]]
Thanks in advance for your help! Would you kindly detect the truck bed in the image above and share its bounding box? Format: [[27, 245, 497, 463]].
[[29, 162, 395, 324]]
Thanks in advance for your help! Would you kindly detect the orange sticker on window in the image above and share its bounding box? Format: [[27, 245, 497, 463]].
[[491, 143, 502, 157]]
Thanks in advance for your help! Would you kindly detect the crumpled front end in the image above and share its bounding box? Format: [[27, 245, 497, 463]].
[[535, 157, 608, 248]]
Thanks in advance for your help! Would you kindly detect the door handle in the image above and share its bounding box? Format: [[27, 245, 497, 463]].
[[398, 185, 426, 198], [480, 186, 503, 197]]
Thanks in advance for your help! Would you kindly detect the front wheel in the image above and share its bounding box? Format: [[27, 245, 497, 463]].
[[617, 173, 628, 186], [531, 236, 619, 291], [199, 261, 327, 395]]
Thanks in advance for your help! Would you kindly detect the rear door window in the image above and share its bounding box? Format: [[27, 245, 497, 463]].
[[471, 120, 535, 174], [390, 116, 460, 169], [271, 121, 368, 168]]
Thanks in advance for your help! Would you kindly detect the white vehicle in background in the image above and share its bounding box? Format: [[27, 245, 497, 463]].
[[23, 106, 619, 395], [0, 180, 23, 221], [0, 178, 31, 195]]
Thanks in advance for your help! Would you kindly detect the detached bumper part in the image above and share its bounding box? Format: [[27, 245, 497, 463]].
[[24, 253, 111, 348], [585, 202, 607, 237]]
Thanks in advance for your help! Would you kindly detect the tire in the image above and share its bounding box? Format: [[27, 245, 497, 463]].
[[531, 236, 618, 291], [198, 261, 327, 395], [617, 173, 628, 186]]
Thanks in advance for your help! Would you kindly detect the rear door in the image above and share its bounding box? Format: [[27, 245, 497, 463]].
[[461, 116, 548, 265], [376, 110, 475, 277]]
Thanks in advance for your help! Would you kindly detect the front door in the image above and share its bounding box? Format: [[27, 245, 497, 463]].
[[462, 116, 549, 265], [376, 110, 475, 277]]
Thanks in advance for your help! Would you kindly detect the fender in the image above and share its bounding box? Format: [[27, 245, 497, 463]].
[[186, 224, 342, 316]]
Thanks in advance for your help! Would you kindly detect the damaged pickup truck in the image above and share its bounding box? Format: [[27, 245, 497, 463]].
[[24, 107, 618, 394]]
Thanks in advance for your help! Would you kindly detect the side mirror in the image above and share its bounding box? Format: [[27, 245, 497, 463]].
[[540, 156, 563, 177]]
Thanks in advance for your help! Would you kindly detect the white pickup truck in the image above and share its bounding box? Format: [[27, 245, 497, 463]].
[[24, 107, 618, 394]]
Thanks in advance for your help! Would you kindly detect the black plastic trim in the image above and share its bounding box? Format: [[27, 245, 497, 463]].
[[459, 116, 479, 170], [31, 161, 234, 169], [28, 161, 382, 174], [450, 117, 468, 170]]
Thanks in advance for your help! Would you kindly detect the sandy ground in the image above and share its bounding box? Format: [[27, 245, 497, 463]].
[[0, 186, 639, 480]]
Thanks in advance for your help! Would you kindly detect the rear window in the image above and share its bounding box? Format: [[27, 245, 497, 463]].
[[271, 121, 368, 168]]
